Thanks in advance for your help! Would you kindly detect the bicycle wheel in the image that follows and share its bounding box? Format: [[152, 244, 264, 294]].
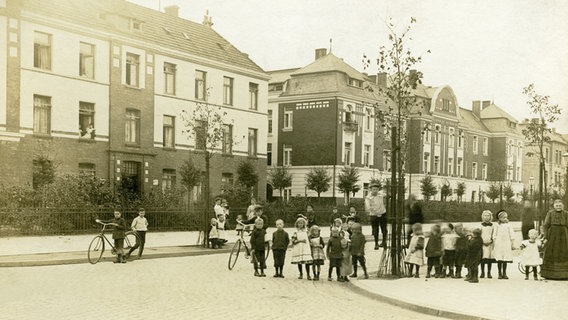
[[264, 241, 270, 260], [88, 235, 105, 264], [124, 231, 140, 257], [518, 262, 526, 274], [228, 240, 241, 270]]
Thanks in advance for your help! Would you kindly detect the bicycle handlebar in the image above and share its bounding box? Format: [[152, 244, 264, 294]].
[[95, 219, 118, 227]]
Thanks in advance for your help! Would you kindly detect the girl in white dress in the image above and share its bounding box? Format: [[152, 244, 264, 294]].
[[520, 229, 542, 280], [405, 223, 425, 278], [492, 210, 516, 279], [480, 210, 496, 278], [290, 217, 313, 279]]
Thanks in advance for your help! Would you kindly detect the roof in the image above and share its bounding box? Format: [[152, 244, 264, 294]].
[[21, 0, 266, 75], [459, 108, 489, 132], [268, 68, 299, 84], [480, 103, 517, 122], [290, 53, 365, 80]]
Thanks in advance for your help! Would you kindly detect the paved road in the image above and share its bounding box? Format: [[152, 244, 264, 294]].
[[0, 245, 442, 320]]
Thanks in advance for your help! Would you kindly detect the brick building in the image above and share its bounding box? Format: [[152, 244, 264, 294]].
[[0, 0, 269, 200], [268, 49, 525, 202]]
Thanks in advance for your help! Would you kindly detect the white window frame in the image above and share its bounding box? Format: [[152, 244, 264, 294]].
[[283, 145, 292, 166]]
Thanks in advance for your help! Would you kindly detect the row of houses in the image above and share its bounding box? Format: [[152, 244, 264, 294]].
[[1, 0, 566, 203]]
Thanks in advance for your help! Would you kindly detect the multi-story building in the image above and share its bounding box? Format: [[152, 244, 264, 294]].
[[0, 0, 269, 199], [268, 49, 524, 202]]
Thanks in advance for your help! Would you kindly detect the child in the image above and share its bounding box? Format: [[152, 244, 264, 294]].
[[97, 210, 127, 263], [349, 223, 369, 279], [126, 207, 148, 259], [290, 217, 313, 279], [332, 218, 343, 230], [235, 214, 244, 236], [453, 223, 467, 278], [492, 210, 516, 279], [339, 224, 353, 282], [272, 219, 290, 278], [441, 223, 459, 278], [326, 227, 343, 281], [329, 206, 341, 231], [309, 225, 325, 281], [465, 228, 483, 283], [480, 210, 496, 278], [405, 223, 425, 278], [217, 214, 228, 246], [425, 224, 443, 278], [208, 218, 220, 249], [520, 229, 542, 280], [250, 218, 267, 277]]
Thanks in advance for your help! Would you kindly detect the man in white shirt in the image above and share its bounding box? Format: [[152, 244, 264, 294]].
[[365, 182, 387, 249]]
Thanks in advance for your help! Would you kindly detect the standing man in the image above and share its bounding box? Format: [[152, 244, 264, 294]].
[[127, 207, 148, 259], [365, 182, 387, 249]]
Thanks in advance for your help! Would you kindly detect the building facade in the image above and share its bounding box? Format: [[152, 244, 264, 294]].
[[268, 49, 525, 202], [0, 0, 269, 199]]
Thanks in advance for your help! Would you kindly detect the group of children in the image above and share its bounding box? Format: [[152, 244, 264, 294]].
[[405, 209, 542, 282], [244, 215, 369, 281]]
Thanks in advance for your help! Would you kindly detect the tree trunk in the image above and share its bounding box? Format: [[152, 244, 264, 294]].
[[203, 153, 211, 247]]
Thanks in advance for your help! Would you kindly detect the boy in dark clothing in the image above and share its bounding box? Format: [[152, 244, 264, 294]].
[[97, 210, 127, 263], [250, 218, 267, 277], [326, 227, 343, 281], [466, 228, 483, 283], [272, 219, 290, 278], [454, 223, 468, 278], [349, 223, 369, 279], [425, 224, 443, 278]]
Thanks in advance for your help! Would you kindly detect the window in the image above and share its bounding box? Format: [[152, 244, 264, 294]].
[[284, 188, 292, 202], [79, 163, 96, 176], [267, 143, 272, 166], [163, 115, 175, 148], [283, 145, 292, 166], [482, 163, 487, 180], [384, 150, 392, 171], [269, 83, 283, 92], [516, 167, 521, 182], [473, 136, 478, 154], [268, 110, 273, 134], [434, 125, 441, 144], [424, 127, 430, 143], [448, 158, 454, 175], [79, 102, 95, 139], [221, 172, 234, 186], [222, 124, 232, 154], [34, 32, 51, 70], [195, 120, 207, 150], [482, 137, 488, 155], [434, 156, 440, 174], [126, 53, 139, 87], [442, 99, 450, 111], [423, 153, 429, 173], [79, 42, 94, 78], [364, 145, 371, 167], [164, 62, 176, 95], [248, 128, 257, 156], [345, 105, 353, 122], [458, 130, 464, 148], [457, 158, 463, 176], [344, 142, 352, 164], [223, 77, 233, 105], [348, 78, 363, 88], [448, 128, 455, 147], [33, 95, 51, 134], [472, 162, 478, 179], [365, 109, 372, 130], [122, 161, 141, 195], [125, 109, 140, 145], [195, 70, 206, 100], [284, 107, 293, 129], [162, 169, 176, 190], [249, 83, 258, 110]]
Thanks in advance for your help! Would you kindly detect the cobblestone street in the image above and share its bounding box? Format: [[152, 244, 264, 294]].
[[0, 245, 441, 320]]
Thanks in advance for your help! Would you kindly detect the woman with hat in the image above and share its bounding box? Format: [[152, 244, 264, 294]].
[[541, 199, 568, 280]]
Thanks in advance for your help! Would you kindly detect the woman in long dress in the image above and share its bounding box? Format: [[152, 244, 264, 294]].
[[541, 199, 568, 280]]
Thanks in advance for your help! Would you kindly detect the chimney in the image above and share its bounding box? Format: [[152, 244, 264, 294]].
[[315, 48, 327, 60], [377, 72, 387, 87], [202, 10, 214, 27], [472, 100, 481, 117], [164, 5, 179, 17], [482, 100, 491, 109]]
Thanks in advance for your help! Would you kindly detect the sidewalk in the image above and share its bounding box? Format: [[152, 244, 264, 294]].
[[3, 222, 562, 320]]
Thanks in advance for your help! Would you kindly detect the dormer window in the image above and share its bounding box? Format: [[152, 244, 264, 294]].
[[348, 78, 363, 88], [269, 83, 284, 92]]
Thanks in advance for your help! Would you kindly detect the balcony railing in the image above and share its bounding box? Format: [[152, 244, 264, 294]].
[[343, 120, 358, 132]]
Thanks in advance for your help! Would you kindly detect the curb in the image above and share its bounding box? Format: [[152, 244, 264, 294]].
[[348, 279, 494, 320], [0, 246, 232, 268]]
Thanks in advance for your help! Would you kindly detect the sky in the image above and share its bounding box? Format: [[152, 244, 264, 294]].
[[129, 0, 568, 132]]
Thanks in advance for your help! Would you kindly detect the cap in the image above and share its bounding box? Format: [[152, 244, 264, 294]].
[[369, 182, 381, 188]]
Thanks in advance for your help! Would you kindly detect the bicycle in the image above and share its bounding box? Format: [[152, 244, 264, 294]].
[[87, 219, 140, 264], [227, 222, 270, 270]]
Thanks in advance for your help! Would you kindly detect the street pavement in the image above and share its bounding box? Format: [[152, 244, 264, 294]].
[[2, 221, 566, 320]]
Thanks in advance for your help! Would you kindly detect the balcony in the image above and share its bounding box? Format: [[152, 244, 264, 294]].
[[343, 120, 358, 132]]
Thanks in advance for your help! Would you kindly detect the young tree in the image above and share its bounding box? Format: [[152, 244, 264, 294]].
[[33, 155, 56, 190], [522, 84, 561, 222], [337, 166, 360, 205], [305, 167, 331, 199], [236, 161, 259, 197], [456, 182, 466, 203], [440, 183, 451, 202], [180, 160, 201, 209], [180, 98, 231, 246], [269, 166, 292, 200], [503, 184, 514, 202], [486, 183, 500, 203], [420, 175, 437, 201]]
